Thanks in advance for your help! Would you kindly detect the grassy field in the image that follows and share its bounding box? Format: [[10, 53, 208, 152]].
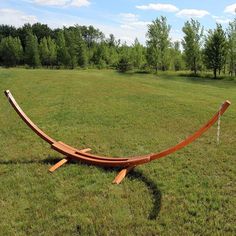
[[0, 68, 235, 235]]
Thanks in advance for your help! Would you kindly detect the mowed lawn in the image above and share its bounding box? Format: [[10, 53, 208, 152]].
[[0, 68, 235, 235]]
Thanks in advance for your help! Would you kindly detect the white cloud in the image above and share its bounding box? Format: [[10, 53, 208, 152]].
[[136, 3, 179, 12], [33, 0, 90, 8], [120, 13, 139, 23], [224, 3, 236, 14], [112, 13, 151, 44], [34, 0, 66, 6], [176, 9, 210, 18], [216, 18, 231, 24], [170, 29, 183, 43], [0, 8, 37, 27], [70, 0, 90, 7], [118, 13, 150, 32], [212, 15, 232, 24]]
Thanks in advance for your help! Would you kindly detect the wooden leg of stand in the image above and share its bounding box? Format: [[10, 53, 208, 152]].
[[80, 148, 91, 153], [49, 158, 69, 172], [49, 148, 91, 173], [112, 166, 135, 184]]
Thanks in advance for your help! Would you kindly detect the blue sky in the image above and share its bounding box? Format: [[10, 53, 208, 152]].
[[0, 0, 235, 44]]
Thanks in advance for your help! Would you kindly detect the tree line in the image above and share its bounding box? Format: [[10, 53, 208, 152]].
[[0, 17, 235, 78]]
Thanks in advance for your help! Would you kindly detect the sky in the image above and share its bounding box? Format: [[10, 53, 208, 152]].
[[0, 0, 235, 45]]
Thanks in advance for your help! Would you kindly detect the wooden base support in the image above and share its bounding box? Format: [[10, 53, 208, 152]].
[[49, 158, 69, 172], [49, 148, 91, 172], [112, 166, 135, 184]]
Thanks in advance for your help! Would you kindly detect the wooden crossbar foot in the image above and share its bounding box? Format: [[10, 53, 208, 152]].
[[49, 148, 91, 172], [49, 158, 69, 172], [112, 166, 135, 184], [80, 148, 91, 153]]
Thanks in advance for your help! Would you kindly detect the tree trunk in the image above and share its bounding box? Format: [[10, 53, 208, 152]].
[[214, 68, 217, 79], [193, 58, 197, 75]]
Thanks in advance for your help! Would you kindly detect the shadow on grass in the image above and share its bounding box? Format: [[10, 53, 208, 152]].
[[0, 156, 162, 220], [128, 169, 162, 220]]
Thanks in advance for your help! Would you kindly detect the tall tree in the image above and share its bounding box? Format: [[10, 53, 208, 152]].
[[0, 36, 23, 67], [182, 19, 204, 75], [169, 41, 184, 71], [0, 25, 17, 41], [146, 16, 171, 72], [56, 30, 70, 67], [204, 24, 228, 79], [39, 37, 50, 66], [32, 23, 52, 42], [17, 23, 32, 49], [39, 36, 57, 67], [92, 42, 109, 68], [106, 34, 119, 67], [131, 38, 146, 69], [77, 40, 88, 67], [80, 25, 104, 48], [64, 28, 78, 69], [117, 43, 133, 72], [227, 18, 236, 76], [25, 31, 41, 67], [47, 36, 57, 67]]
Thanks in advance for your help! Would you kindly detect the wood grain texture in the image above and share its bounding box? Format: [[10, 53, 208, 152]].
[[112, 166, 135, 184]]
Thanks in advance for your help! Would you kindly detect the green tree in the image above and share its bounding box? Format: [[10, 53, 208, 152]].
[[131, 38, 146, 70], [106, 34, 119, 67], [169, 41, 184, 71], [39, 37, 49, 66], [25, 31, 41, 67], [77, 40, 88, 67], [64, 28, 78, 69], [17, 23, 32, 49], [0, 36, 23, 67], [146, 16, 171, 72], [182, 19, 204, 75], [56, 30, 70, 67], [117, 57, 132, 73], [92, 42, 109, 68], [32, 23, 52, 42], [80, 25, 104, 48], [117, 44, 133, 72], [47, 37, 57, 67], [0, 25, 17, 42], [39, 36, 57, 67], [227, 18, 236, 76], [204, 24, 228, 79]]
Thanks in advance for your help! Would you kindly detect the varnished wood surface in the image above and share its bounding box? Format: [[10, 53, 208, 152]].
[[5, 90, 231, 169]]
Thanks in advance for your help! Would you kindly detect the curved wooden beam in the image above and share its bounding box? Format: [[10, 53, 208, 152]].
[[150, 100, 231, 161], [5, 90, 231, 170], [4, 90, 55, 145]]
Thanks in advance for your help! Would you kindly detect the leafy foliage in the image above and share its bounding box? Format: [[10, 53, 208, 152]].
[[227, 18, 236, 76], [117, 57, 133, 73], [0, 36, 23, 67], [204, 24, 228, 79], [0, 19, 235, 78], [182, 19, 204, 75], [25, 31, 41, 68], [146, 16, 171, 72]]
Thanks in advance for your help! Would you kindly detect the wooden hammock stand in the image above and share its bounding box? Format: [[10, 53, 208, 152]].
[[4, 90, 231, 184]]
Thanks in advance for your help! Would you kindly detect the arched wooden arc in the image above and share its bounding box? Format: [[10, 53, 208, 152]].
[[4, 90, 231, 184]]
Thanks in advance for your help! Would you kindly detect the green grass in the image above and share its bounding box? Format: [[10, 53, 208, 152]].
[[0, 68, 235, 235]]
